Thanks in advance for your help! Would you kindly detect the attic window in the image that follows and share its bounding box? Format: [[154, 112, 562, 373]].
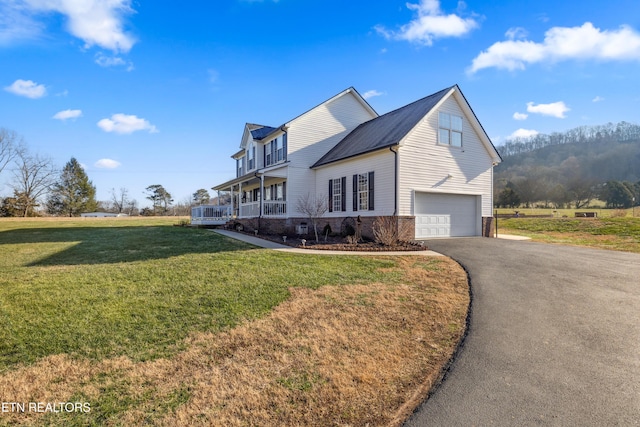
[[439, 112, 463, 147]]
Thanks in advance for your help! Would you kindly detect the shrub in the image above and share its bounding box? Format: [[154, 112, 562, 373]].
[[345, 235, 358, 245], [372, 216, 398, 246]]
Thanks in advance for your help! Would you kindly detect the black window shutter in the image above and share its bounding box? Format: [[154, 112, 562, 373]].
[[352, 174, 358, 211], [328, 179, 333, 212], [341, 176, 347, 212], [368, 171, 375, 211]]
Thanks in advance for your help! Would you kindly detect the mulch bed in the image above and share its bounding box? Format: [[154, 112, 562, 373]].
[[239, 231, 428, 252]]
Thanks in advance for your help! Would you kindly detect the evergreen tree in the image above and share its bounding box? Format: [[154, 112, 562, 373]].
[[145, 184, 173, 215], [192, 188, 210, 205], [47, 157, 97, 216]]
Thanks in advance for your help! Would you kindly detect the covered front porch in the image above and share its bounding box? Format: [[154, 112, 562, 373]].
[[196, 167, 288, 225]]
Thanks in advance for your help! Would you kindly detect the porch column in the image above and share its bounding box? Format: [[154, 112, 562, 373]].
[[260, 174, 264, 217], [238, 182, 242, 218], [230, 186, 234, 215]]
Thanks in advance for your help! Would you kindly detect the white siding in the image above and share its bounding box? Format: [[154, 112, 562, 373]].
[[312, 150, 395, 218], [398, 94, 495, 217], [286, 91, 377, 213]]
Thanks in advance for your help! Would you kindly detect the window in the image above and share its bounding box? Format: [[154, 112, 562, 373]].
[[265, 134, 287, 167], [439, 112, 463, 147], [275, 182, 284, 200], [328, 177, 346, 212], [247, 145, 256, 170], [265, 183, 286, 201], [236, 158, 244, 177], [276, 137, 284, 162], [352, 172, 374, 211]]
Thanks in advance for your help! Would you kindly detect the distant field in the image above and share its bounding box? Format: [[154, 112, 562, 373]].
[[497, 215, 640, 253], [495, 207, 639, 218], [0, 217, 468, 426]]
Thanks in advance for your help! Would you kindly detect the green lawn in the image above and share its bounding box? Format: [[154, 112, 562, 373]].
[[0, 218, 401, 372]]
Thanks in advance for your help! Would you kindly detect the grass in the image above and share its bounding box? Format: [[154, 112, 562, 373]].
[[0, 217, 469, 426], [497, 216, 640, 253]]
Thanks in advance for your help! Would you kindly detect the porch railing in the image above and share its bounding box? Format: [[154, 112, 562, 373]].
[[191, 205, 233, 225], [263, 201, 287, 217], [240, 202, 260, 218], [237, 201, 287, 218]]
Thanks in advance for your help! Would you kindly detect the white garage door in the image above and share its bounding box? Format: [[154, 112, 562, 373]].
[[415, 193, 479, 238]]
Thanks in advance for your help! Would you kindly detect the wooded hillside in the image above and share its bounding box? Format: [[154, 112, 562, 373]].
[[494, 121, 640, 209]]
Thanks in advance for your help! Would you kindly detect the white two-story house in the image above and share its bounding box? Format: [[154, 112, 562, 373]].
[[193, 85, 502, 239]]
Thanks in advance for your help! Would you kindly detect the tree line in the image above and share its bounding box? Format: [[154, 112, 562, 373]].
[[494, 121, 640, 210], [497, 121, 640, 157], [0, 128, 217, 217]]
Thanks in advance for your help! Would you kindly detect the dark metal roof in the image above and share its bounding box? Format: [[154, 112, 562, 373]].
[[250, 125, 278, 140], [311, 86, 454, 168]]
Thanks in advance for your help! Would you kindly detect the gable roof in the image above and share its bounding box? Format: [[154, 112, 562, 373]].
[[249, 124, 279, 140], [311, 86, 453, 168]]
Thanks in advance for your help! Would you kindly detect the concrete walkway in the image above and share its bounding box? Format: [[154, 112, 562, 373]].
[[212, 229, 444, 256]]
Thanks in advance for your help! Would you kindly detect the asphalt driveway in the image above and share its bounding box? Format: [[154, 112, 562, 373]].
[[405, 238, 640, 426]]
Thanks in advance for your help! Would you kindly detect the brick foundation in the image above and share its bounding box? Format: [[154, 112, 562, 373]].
[[230, 215, 417, 241], [482, 216, 495, 237], [231, 216, 494, 238]]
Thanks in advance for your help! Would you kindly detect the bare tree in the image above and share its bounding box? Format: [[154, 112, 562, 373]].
[[125, 198, 138, 216], [295, 193, 329, 242], [110, 187, 130, 213], [0, 128, 25, 177], [11, 150, 57, 217]]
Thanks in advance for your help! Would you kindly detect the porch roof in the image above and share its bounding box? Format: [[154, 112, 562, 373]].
[[212, 173, 258, 191], [212, 164, 288, 191]]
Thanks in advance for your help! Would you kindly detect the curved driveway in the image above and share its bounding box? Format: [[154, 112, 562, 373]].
[[405, 238, 640, 426]]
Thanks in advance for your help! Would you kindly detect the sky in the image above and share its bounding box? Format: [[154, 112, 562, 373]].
[[1, 0, 639, 208]]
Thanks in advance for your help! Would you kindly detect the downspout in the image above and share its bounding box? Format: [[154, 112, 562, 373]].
[[389, 146, 398, 216]]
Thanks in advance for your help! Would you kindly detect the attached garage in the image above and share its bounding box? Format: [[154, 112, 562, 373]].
[[414, 192, 481, 238]]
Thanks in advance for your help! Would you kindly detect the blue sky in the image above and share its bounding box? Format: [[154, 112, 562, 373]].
[[1, 0, 639, 207]]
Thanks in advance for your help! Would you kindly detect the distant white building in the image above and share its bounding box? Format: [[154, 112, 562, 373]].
[[80, 212, 128, 218]]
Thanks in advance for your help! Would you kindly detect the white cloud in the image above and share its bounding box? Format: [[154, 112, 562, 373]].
[[362, 89, 384, 100], [94, 158, 121, 169], [53, 109, 82, 120], [97, 114, 158, 134], [505, 27, 528, 40], [375, 0, 479, 46], [592, 96, 605, 103], [526, 101, 570, 118], [469, 22, 640, 73], [509, 128, 539, 139], [513, 112, 528, 120], [0, 1, 44, 45], [4, 79, 47, 98], [95, 53, 134, 70], [4, 0, 136, 53]]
